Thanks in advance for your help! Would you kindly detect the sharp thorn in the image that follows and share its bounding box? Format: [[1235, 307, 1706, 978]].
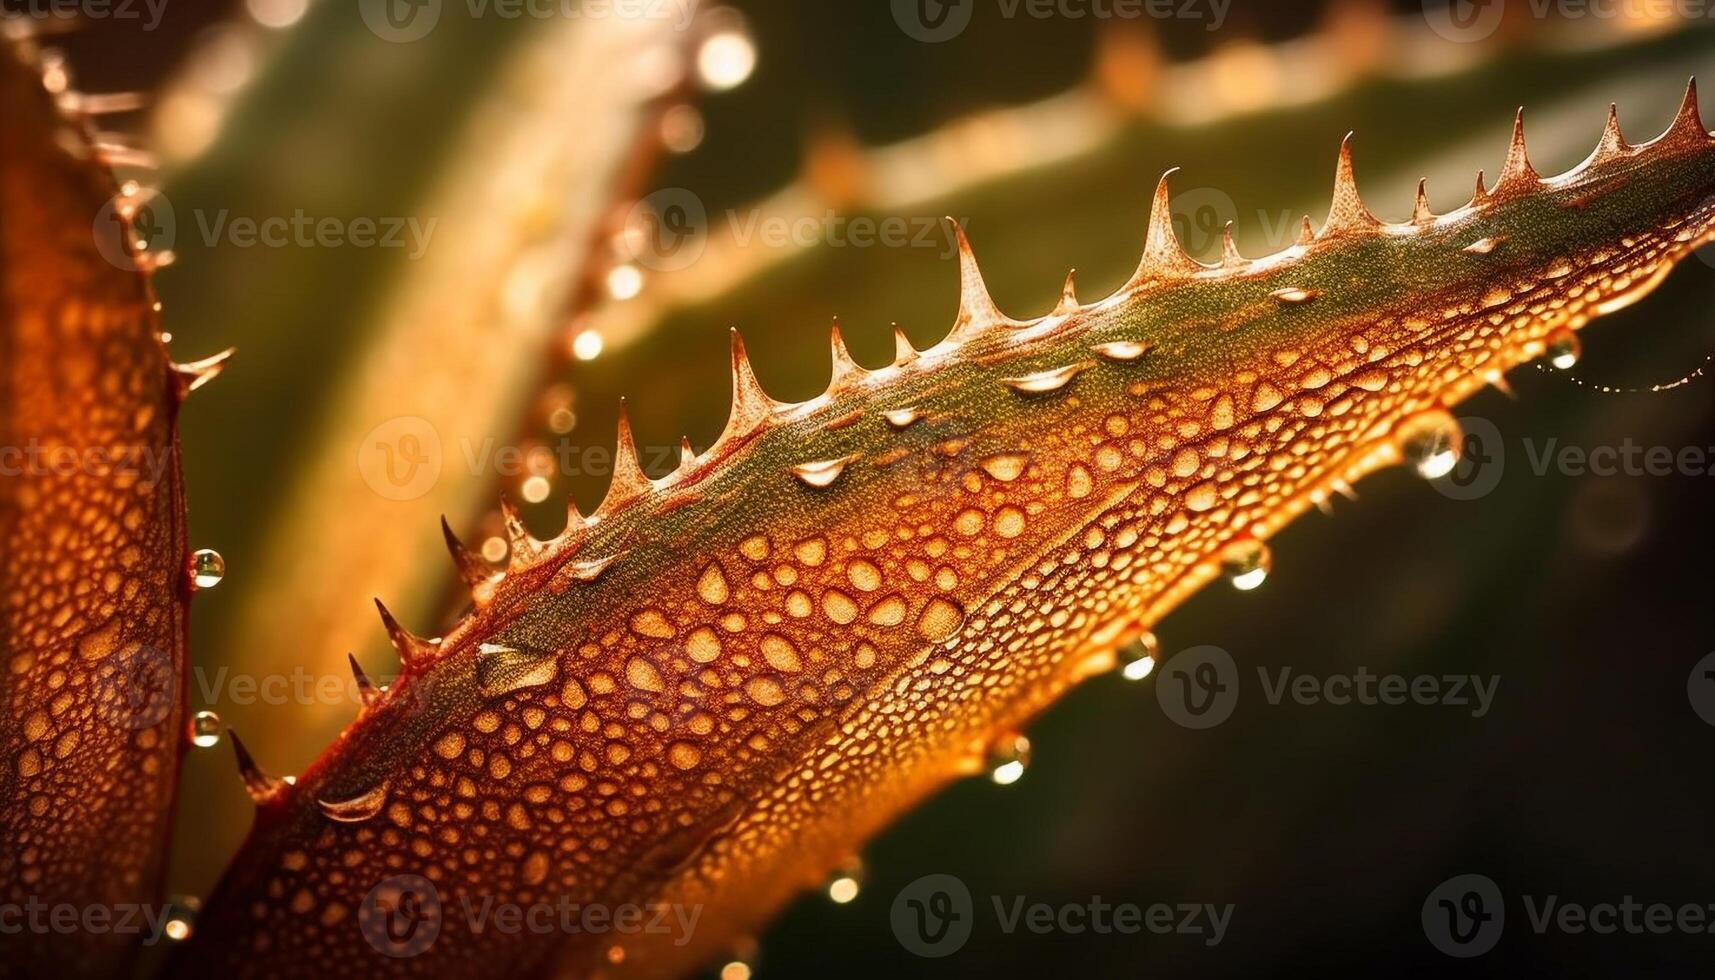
[[229, 731, 285, 804], [948, 219, 1009, 335], [170, 347, 234, 397], [600, 398, 652, 513], [891, 324, 918, 367], [440, 516, 498, 591], [347, 653, 381, 708], [1053, 269, 1080, 315], [1412, 178, 1434, 224]]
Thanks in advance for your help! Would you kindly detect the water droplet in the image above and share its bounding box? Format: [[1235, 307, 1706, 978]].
[[189, 710, 222, 748], [1091, 340, 1151, 362], [1119, 632, 1160, 681], [1002, 361, 1090, 394], [522, 850, 550, 886], [760, 634, 802, 672], [1394, 410, 1463, 480], [822, 589, 858, 625], [697, 563, 730, 605], [630, 608, 676, 639], [1066, 463, 1094, 499], [686, 626, 723, 663], [979, 454, 1028, 482], [987, 734, 1030, 785], [316, 781, 389, 823], [190, 549, 225, 589], [1269, 286, 1317, 304], [1220, 539, 1271, 591], [475, 644, 560, 699], [1545, 328, 1582, 370], [791, 455, 858, 488], [626, 656, 666, 692], [719, 954, 756, 980], [826, 859, 864, 904], [883, 407, 922, 429], [162, 897, 199, 941], [917, 597, 966, 643], [745, 675, 785, 706], [1001, 360, 1090, 394], [846, 560, 881, 592]]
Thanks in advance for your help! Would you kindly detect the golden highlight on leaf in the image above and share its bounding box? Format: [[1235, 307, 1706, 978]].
[[0, 48, 191, 978], [173, 86, 1715, 978]]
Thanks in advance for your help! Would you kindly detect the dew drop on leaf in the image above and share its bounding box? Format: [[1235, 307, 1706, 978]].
[[1394, 410, 1464, 480], [189, 710, 222, 749], [1221, 539, 1272, 591], [987, 733, 1030, 786], [1119, 632, 1160, 682], [316, 781, 389, 824], [190, 549, 225, 589], [1545, 328, 1583, 370], [475, 644, 560, 699]]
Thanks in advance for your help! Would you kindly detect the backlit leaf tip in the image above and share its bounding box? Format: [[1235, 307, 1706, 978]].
[[1129, 167, 1202, 286], [1412, 178, 1434, 224], [1494, 107, 1540, 198], [717, 328, 778, 448], [1471, 168, 1491, 208], [1595, 103, 1629, 160], [1321, 132, 1381, 237], [948, 219, 1011, 338], [1219, 223, 1244, 267], [373, 597, 436, 665], [228, 731, 285, 805], [1052, 269, 1080, 315], [1664, 76, 1708, 149], [347, 653, 381, 708], [599, 399, 653, 515], [891, 323, 919, 367], [827, 319, 866, 392], [441, 516, 498, 593], [170, 347, 235, 398], [499, 494, 545, 568], [678, 436, 698, 476]]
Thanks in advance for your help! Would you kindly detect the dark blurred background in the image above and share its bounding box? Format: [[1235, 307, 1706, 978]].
[[19, 0, 1715, 975]]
